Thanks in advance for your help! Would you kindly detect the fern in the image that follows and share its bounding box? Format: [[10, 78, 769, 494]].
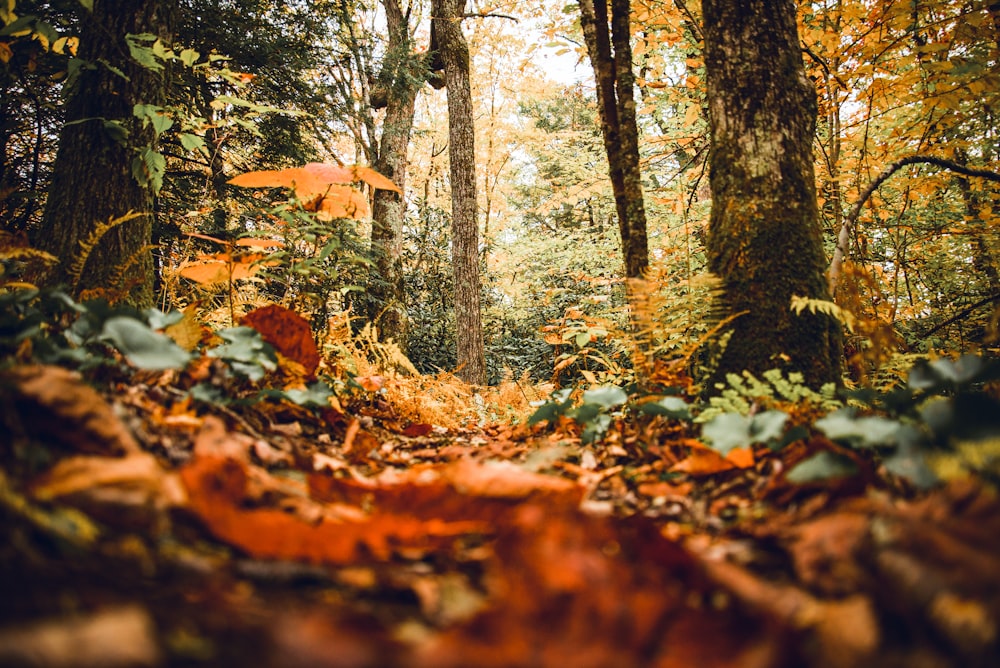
[[790, 295, 856, 332], [698, 368, 842, 422], [66, 211, 145, 291]]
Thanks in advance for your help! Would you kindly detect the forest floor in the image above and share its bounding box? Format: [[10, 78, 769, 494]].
[[2, 358, 1000, 668]]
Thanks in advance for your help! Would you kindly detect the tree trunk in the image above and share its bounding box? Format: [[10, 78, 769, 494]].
[[35, 0, 174, 307], [702, 0, 842, 389], [368, 0, 419, 349], [432, 0, 486, 385], [578, 0, 648, 279]]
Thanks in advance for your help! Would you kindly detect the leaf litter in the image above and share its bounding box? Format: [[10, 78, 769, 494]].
[[2, 346, 1000, 666]]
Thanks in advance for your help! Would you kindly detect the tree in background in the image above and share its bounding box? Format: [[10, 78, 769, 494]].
[[578, 0, 648, 280], [701, 0, 842, 388], [34, 0, 176, 306], [368, 0, 441, 350], [431, 0, 486, 385]]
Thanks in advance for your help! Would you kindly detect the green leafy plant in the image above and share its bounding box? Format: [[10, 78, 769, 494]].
[[529, 384, 630, 443]]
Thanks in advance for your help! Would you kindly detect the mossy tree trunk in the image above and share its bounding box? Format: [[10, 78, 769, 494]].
[[702, 0, 842, 389], [432, 0, 486, 385], [368, 0, 420, 350], [35, 0, 175, 307]]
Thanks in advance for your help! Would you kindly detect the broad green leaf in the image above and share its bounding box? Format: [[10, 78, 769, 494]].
[[131, 147, 166, 193], [281, 382, 333, 407], [786, 451, 857, 483], [702, 410, 788, 455], [125, 34, 162, 71], [581, 413, 611, 444], [528, 401, 561, 426], [179, 47, 199, 67], [102, 119, 128, 145], [208, 327, 277, 371], [133, 104, 172, 135], [101, 316, 190, 370], [581, 385, 627, 409], [639, 396, 690, 419], [179, 132, 206, 154], [78, 0, 93, 11], [749, 410, 789, 442], [701, 413, 753, 455], [815, 409, 901, 448]]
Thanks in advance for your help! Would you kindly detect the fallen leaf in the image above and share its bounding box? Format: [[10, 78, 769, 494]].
[[0, 365, 139, 455], [440, 459, 583, 502], [0, 605, 161, 668], [180, 456, 486, 564], [671, 449, 736, 475]]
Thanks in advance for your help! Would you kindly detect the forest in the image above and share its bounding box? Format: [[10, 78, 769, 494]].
[[2, 0, 1000, 665]]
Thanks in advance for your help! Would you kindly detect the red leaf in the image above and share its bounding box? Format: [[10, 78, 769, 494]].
[[241, 304, 320, 378]]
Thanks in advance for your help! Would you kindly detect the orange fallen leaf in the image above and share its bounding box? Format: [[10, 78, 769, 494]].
[[725, 446, 755, 469], [241, 304, 320, 378], [671, 449, 736, 475], [180, 456, 485, 564]]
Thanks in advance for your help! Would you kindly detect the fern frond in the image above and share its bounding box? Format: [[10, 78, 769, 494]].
[[67, 211, 145, 289], [790, 295, 856, 332], [0, 247, 58, 265]]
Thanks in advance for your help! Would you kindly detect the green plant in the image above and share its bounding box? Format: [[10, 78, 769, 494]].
[[529, 385, 629, 443], [699, 368, 842, 422]]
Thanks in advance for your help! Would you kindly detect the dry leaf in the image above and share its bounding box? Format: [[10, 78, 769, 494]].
[[241, 304, 320, 378], [0, 606, 161, 668], [1, 365, 139, 455]]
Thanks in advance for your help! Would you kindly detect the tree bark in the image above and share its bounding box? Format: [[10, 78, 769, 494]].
[[368, 0, 419, 349], [578, 0, 648, 279], [432, 0, 486, 385], [702, 0, 842, 389], [35, 0, 175, 306]]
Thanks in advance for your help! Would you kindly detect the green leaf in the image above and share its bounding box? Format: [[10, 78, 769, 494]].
[[701, 413, 753, 455], [786, 451, 858, 483], [581, 385, 627, 409], [102, 119, 128, 145], [179, 132, 206, 155], [133, 104, 172, 136], [131, 147, 166, 193], [179, 47, 199, 67], [208, 327, 277, 368], [281, 382, 333, 407], [749, 410, 789, 442], [815, 409, 902, 448], [125, 33, 163, 71], [101, 316, 190, 370], [528, 402, 561, 426], [581, 413, 611, 444], [78, 0, 94, 11], [702, 410, 788, 455], [639, 396, 691, 419]]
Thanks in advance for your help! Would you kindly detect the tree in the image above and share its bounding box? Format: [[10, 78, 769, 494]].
[[578, 0, 648, 279], [34, 0, 176, 306], [701, 0, 842, 388], [431, 0, 486, 385], [367, 0, 431, 349]]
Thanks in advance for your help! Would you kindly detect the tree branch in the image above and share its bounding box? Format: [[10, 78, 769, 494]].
[[828, 155, 1000, 294]]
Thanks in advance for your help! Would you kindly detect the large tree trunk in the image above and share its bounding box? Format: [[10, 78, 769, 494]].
[[35, 0, 174, 307], [578, 0, 648, 279], [702, 0, 842, 389], [432, 0, 486, 385], [368, 0, 419, 349]]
